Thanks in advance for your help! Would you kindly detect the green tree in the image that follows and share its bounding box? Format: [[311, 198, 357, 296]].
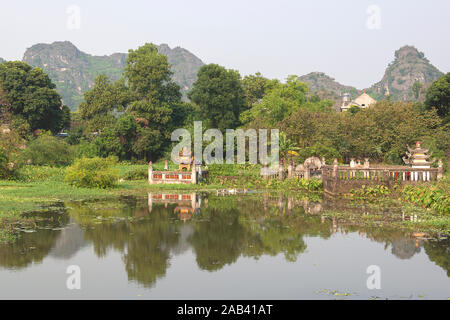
[[124, 43, 182, 141], [94, 115, 163, 161], [125, 43, 180, 103], [279, 132, 300, 162], [79, 75, 130, 132], [425, 72, 450, 122], [21, 132, 74, 166], [189, 64, 245, 131], [242, 72, 278, 108], [242, 75, 310, 126], [0, 61, 65, 133]]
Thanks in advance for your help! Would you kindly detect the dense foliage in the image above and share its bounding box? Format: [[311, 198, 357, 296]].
[[64, 157, 119, 189], [20, 133, 73, 166], [0, 61, 69, 133], [402, 179, 450, 215], [189, 64, 246, 131], [425, 72, 450, 123]]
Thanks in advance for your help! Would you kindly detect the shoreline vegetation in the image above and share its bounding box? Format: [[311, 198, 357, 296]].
[[0, 162, 448, 244]]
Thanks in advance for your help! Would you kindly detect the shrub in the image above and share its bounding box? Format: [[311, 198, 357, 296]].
[[21, 133, 74, 166], [122, 167, 148, 180], [0, 129, 24, 179], [0, 149, 9, 179], [64, 157, 119, 189], [75, 138, 99, 158], [402, 181, 450, 215]]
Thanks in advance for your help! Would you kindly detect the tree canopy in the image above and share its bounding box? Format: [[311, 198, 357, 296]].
[[425, 72, 450, 122], [0, 61, 67, 133], [188, 64, 245, 131]]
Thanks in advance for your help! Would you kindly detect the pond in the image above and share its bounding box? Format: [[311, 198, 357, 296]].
[[0, 192, 448, 300]]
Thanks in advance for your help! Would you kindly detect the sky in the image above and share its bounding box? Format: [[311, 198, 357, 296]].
[[1, 0, 449, 89]]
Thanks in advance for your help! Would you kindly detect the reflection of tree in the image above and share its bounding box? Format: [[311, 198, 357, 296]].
[[189, 208, 250, 271], [123, 216, 179, 287], [79, 204, 180, 288], [342, 225, 421, 260], [189, 196, 317, 270], [424, 240, 450, 277], [0, 230, 61, 269], [0, 207, 69, 269]]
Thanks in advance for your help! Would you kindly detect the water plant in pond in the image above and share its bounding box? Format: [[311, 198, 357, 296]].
[[402, 183, 450, 215], [349, 185, 391, 198]]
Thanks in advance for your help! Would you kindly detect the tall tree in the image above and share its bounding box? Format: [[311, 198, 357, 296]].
[[0, 61, 66, 133], [425, 72, 450, 122], [242, 72, 278, 108], [79, 75, 130, 132], [188, 64, 245, 131], [124, 43, 181, 139]]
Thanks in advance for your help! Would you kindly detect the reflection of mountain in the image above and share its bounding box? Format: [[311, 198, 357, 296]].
[[171, 225, 194, 255], [390, 238, 421, 260], [49, 221, 88, 260]]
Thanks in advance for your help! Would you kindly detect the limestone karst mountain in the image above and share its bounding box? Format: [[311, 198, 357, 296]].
[[10, 42, 446, 110], [366, 45, 444, 102], [22, 41, 204, 110], [299, 46, 444, 105], [299, 72, 361, 101]]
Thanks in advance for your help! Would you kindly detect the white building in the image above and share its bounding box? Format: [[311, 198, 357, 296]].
[[341, 91, 376, 112]]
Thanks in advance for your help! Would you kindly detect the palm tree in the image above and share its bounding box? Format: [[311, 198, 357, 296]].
[[279, 132, 300, 163]]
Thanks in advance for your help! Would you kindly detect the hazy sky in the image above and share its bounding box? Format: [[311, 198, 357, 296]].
[[1, 0, 449, 89]]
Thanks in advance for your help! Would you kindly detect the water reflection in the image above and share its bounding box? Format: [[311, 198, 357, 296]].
[[0, 192, 448, 290]]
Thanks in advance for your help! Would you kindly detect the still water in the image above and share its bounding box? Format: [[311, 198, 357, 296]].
[[0, 192, 448, 300]]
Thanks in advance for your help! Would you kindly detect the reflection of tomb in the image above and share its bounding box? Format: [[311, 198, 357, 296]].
[[148, 193, 201, 222]]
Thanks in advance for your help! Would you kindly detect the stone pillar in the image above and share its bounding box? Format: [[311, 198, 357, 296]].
[[350, 158, 355, 168], [164, 160, 168, 170], [191, 164, 198, 184], [437, 159, 443, 180], [278, 161, 284, 181], [364, 158, 370, 169], [304, 165, 310, 180], [332, 158, 338, 179], [262, 163, 268, 180], [383, 169, 390, 187], [148, 161, 153, 184], [288, 161, 293, 179], [363, 158, 370, 179]]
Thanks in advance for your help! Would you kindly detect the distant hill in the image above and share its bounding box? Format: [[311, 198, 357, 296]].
[[299, 46, 444, 106], [0, 58, 5, 64], [366, 45, 444, 101], [23, 41, 204, 110], [299, 72, 361, 101]]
